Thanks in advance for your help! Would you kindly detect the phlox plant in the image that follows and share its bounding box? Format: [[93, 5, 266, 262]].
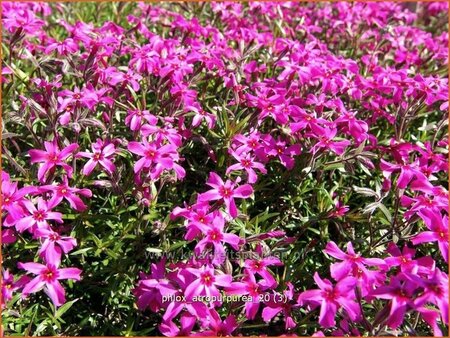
[[1, 1, 448, 337]]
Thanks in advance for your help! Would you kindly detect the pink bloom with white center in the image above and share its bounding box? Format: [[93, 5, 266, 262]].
[[194, 213, 241, 265], [15, 198, 63, 233], [197, 172, 253, 218], [18, 261, 81, 307], [79, 139, 116, 176], [35, 228, 77, 264], [29, 141, 79, 182], [184, 265, 232, 302]]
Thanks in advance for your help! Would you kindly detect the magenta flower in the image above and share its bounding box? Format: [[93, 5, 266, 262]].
[[408, 268, 448, 325], [44, 38, 78, 55], [39, 176, 92, 211], [15, 198, 63, 233], [29, 141, 78, 182], [226, 151, 267, 184], [35, 228, 77, 264], [197, 172, 253, 218], [311, 126, 351, 156], [1, 171, 37, 226], [411, 209, 448, 262], [385, 242, 434, 274], [244, 249, 282, 287], [262, 283, 297, 330], [297, 272, 360, 328], [18, 261, 81, 307], [265, 137, 301, 170], [133, 259, 177, 312], [1, 270, 30, 303], [128, 140, 185, 180], [371, 275, 418, 329], [108, 70, 142, 91], [324, 241, 386, 281], [226, 272, 269, 319], [198, 309, 238, 336], [125, 109, 156, 131], [380, 159, 426, 189], [184, 265, 231, 302], [194, 214, 241, 265], [186, 104, 216, 129], [79, 139, 116, 176], [159, 314, 196, 337]]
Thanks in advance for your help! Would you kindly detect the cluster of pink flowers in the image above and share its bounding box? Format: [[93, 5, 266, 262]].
[[1, 1, 448, 336]]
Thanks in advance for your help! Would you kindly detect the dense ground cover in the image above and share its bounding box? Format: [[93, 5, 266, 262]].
[[1, 1, 449, 336]]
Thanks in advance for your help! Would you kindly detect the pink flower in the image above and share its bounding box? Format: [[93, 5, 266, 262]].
[[194, 214, 241, 265], [226, 272, 269, 320], [29, 141, 78, 182], [198, 309, 238, 336], [159, 314, 197, 337], [226, 151, 267, 184], [39, 176, 92, 211], [15, 198, 63, 233], [262, 283, 297, 330], [186, 104, 216, 129], [244, 245, 283, 287], [184, 265, 231, 302], [18, 261, 81, 306], [324, 241, 386, 281], [79, 139, 116, 176], [108, 70, 142, 91], [35, 228, 77, 264], [197, 172, 253, 218], [125, 109, 156, 131], [297, 272, 360, 328], [407, 267, 448, 325], [128, 140, 185, 180], [411, 209, 448, 262], [1, 270, 30, 303], [371, 274, 418, 329]]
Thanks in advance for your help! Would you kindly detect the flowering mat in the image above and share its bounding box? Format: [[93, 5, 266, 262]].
[[1, 2, 449, 336]]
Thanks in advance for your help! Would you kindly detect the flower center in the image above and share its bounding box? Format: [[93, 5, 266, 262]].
[[324, 289, 337, 300], [241, 159, 251, 167], [48, 154, 59, 162], [219, 187, 232, 198], [42, 268, 57, 282], [93, 152, 102, 161], [208, 229, 223, 242], [73, 93, 81, 100], [251, 261, 262, 271], [146, 150, 156, 159], [3, 196, 11, 204], [33, 210, 47, 222], [200, 272, 214, 286], [49, 233, 61, 241]]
